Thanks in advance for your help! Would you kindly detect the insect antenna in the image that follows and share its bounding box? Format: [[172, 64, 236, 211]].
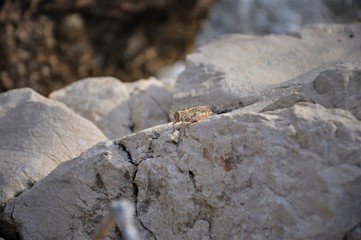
[[133, 87, 173, 121]]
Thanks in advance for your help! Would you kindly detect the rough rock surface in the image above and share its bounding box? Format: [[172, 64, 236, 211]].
[[241, 62, 361, 120], [126, 78, 174, 133], [49, 77, 133, 139], [1, 101, 360, 239], [49, 77, 173, 139], [173, 23, 361, 113], [0, 88, 107, 209]]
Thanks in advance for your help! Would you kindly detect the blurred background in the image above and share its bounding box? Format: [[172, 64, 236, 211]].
[[0, 0, 360, 95]]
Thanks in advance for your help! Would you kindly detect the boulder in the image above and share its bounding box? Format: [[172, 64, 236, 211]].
[[49, 77, 133, 139], [49, 77, 173, 139], [122, 103, 361, 240], [173, 23, 361, 113], [1, 101, 360, 239], [0, 140, 148, 239], [0, 88, 107, 209]]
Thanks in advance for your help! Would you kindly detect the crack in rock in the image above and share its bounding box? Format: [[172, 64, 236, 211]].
[[0, 199, 21, 240], [117, 142, 137, 166], [117, 139, 158, 239]]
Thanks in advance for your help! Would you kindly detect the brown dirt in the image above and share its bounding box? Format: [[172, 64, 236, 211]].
[[0, 0, 213, 95]]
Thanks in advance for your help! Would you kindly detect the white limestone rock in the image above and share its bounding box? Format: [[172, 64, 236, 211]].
[[126, 77, 173, 133], [49, 77, 133, 139], [2, 102, 360, 239], [122, 103, 361, 240], [173, 23, 361, 113], [0, 141, 143, 239], [49, 77, 173, 139], [241, 62, 361, 120], [0, 88, 107, 208]]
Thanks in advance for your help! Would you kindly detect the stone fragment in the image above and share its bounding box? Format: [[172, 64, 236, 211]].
[[0, 88, 107, 209], [173, 23, 361, 113]]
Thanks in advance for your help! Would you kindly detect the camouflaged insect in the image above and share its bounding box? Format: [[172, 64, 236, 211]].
[[172, 105, 212, 136]]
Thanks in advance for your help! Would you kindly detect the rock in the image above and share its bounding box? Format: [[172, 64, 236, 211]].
[[2, 101, 360, 239], [123, 103, 361, 240], [173, 23, 361, 113], [241, 62, 361, 120], [127, 77, 174, 133], [196, 0, 361, 45], [0, 141, 148, 240], [0, 88, 107, 209], [345, 223, 361, 240], [157, 60, 186, 80], [49, 77, 133, 139], [49, 77, 173, 139]]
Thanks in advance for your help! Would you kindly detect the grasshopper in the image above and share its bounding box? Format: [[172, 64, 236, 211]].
[[172, 105, 212, 137], [133, 88, 213, 137]]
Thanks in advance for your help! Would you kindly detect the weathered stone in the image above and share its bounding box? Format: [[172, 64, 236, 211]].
[[0, 88, 107, 209], [2, 102, 360, 239], [49, 77, 133, 139], [127, 77, 173, 133], [241, 62, 361, 121], [123, 103, 361, 240], [173, 23, 361, 113], [49, 77, 173, 139], [0, 141, 149, 240], [345, 223, 361, 240]]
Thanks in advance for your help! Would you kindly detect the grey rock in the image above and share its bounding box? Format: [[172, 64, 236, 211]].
[[49, 77, 133, 139], [242, 62, 361, 121], [49, 77, 173, 139], [1, 141, 149, 240], [127, 78, 173, 133], [345, 223, 361, 240], [174, 23, 361, 113], [2, 102, 360, 239], [0, 88, 107, 208], [196, 0, 361, 45], [124, 103, 361, 240]]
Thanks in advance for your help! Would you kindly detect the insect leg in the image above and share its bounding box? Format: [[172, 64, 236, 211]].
[[181, 121, 187, 137], [172, 121, 177, 133], [182, 121, 194, 137]]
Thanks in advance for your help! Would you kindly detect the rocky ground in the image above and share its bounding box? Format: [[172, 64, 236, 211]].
[[0, 23, 361, 240]]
